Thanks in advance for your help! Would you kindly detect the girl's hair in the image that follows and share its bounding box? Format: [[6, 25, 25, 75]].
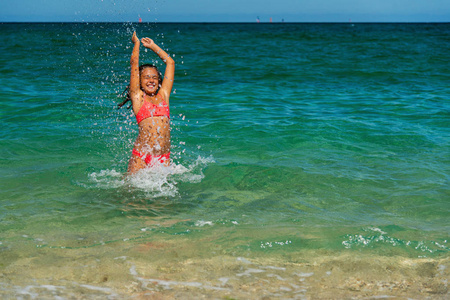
[[118, 64, 163, 109]]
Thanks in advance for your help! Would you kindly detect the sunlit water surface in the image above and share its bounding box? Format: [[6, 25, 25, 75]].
[[0, 22, 449, 298]]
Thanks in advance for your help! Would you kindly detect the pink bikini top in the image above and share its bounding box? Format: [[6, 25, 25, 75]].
[[135, 93, 170, 124]]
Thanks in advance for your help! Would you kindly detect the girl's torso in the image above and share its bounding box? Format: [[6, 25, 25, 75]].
[[133, 93, 170, 155]]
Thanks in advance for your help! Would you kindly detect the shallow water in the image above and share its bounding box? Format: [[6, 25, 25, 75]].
[[0, 22, 449, 298]]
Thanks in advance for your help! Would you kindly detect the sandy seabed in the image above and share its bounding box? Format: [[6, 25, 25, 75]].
[[1, 236, 448, 299]]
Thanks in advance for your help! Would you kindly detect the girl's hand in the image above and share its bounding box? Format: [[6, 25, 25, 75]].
[[141, 37, 154, 48], [132, 32, 139, 44]]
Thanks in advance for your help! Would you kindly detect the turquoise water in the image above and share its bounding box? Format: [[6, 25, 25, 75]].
[[1, 23, 449, 297]]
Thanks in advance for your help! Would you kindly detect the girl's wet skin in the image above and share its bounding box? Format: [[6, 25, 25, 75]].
[[124, 32, 175, 174]]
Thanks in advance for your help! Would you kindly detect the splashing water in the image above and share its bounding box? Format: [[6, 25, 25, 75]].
[[88, 156, 214, 197]]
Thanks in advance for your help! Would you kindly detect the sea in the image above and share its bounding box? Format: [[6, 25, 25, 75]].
[[0, 22, 449, 298]]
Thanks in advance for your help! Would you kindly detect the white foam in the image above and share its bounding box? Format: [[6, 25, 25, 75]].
[[368, 227, 387, 235], [88, 155, 214, 198], [237, 257, 252, 264], [79, 284, 117, 295], [195, 220, 214, 227], [236, 268, 265, 277], [88, 169, 124, 189], [262, 265, 287, 271], [128, 263, 230, 292], [114, 256, 128, 260], [14, 284, 67, 299], [267, 273, 286, 281], [294, 272, 314, 278]]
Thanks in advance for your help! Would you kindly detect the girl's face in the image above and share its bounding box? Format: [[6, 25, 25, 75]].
[[140, 67, 160, 95]]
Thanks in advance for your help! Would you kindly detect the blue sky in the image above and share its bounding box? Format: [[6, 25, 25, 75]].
[[1, 0, 449, 22]]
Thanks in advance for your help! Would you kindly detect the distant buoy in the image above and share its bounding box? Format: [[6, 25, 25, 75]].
[[139, 17, 142, 23]]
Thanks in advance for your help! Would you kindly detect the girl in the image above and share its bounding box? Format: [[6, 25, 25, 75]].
[[119, 32, 175, 174]]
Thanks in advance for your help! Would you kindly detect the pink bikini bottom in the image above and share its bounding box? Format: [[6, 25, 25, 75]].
[[132, 149, 170, 166]]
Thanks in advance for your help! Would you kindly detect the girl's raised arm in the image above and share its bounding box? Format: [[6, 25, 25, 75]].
[[129, 32, 141, 112], [141, 37, 175, 104]]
